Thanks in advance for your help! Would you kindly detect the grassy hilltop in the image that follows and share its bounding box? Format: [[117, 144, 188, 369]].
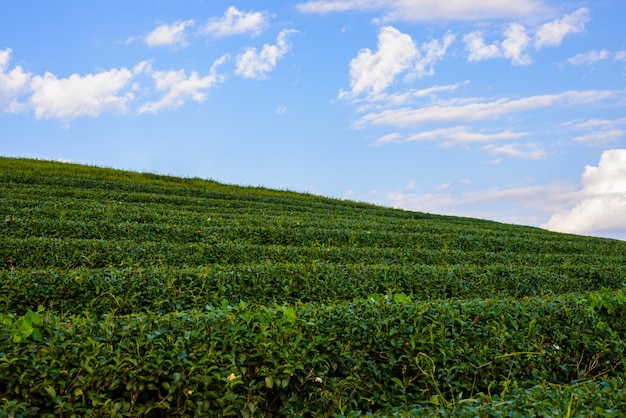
[[1, 156, 625, 416]]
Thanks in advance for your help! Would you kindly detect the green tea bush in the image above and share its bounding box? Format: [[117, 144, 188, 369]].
[[2, 157, 626, 416], [1, 291, 626, 416]]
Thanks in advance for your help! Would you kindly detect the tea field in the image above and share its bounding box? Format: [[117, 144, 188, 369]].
[[1, 156, 625, 416]]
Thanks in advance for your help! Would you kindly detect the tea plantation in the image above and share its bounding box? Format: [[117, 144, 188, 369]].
[[1, 156, 625, 417]]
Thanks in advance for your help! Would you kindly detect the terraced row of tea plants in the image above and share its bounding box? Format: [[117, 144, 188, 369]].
[[1, 156, 625, 416]]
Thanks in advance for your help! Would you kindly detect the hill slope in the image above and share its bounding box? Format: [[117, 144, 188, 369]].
[[1, 156, 625, 416]]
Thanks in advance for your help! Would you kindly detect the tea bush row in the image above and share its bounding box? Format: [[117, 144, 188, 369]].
[[1, 290, 625, 416], [3, 234, 624, 272], [4, 181, 621, 256], [2, 263, 625, 316]]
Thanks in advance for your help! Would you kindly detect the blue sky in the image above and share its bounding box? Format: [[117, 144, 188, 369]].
[[1, 1, 625, 240]]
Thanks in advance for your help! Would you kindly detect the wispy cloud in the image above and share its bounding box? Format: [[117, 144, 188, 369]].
[[482, 143, 545, 160], [362, 81, 468, 108], [296, 0, 544, 21], [566, 117, 626, 145], [355, 89, 623, 128], [202, 6, 270, 38], [376, 126, 528, 147], [387, 182, 577, 226], [235, 29, 297, 79]]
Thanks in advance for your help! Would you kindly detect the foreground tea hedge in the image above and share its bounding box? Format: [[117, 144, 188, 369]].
[[2, 290, 626, 416], [2, 157, 626, 416]]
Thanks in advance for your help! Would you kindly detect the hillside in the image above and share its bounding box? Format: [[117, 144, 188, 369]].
[[1, 156, 625, 416]]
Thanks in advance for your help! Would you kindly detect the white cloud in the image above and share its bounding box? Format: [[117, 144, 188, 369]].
[[374, 132, 402, 144], [145, 20, 195, 48], [388, 183, 578, 227], [574, 130, 623, 144], [355, 82, 467, 110], [534, 7, 589, 49], [355, 89, 623, 128], [463, 31, 502, 62], [482, 143, 545, 160], [542, 149, 626, 239], [568, 118, 626, 145], [341, 26, 453, 99], [568, 49, 611, 66], [615, 51, 626, 62], [344, 26, 417, 98], [464, 23, 531, 65], [0, 48, 32, 112], [378, 126, 527, 147], [296, 0, 543, 21], [235, 29, 297, 79], [462, 8, 588, 65], [410, 32, 456, 78], [138, 55, 228, 113], [203, 6, 269, 38], [29, 68, 135, 121], [501, 23, 531, 65], [275, 105, 287, 115]]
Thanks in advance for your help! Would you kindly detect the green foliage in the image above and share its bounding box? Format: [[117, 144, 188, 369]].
[[1, 156, 626, 416]]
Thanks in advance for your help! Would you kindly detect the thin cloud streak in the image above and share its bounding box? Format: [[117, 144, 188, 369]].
[[296, 0, 545, 21], [355, 89, 623, 128], [376, 126, 528, 147]]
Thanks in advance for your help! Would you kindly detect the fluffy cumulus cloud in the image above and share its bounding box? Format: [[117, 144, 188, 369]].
[[542, 150, 626, 239], [344, 26, 417, 97], [0, 48, 32, 112], [464, 23, 531, 65], [2, 47, 138, 120], [296, 0, 543, 21], [235, 29, 297, 79], [341, 26, 454, 99], [463, 8, 588, 65], [1, 49, 233, 121], [145, 20, 195, 48], [202, 6, 269, 38], [29, 68, 135, 121]]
